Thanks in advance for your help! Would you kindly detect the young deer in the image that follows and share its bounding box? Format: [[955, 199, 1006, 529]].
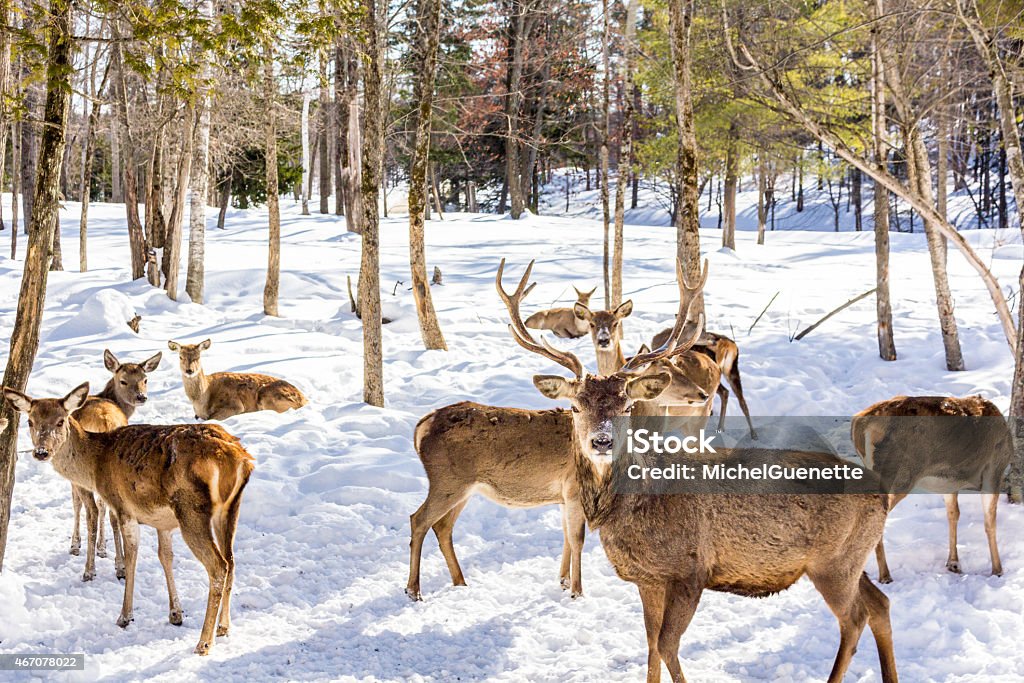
[[70, 349, 162, 578], [407, 263, 709, 602], [4, 383, 255, 656], [167, 339, 307, 420], [502, 260, 898, 683], [524, 285, 597, 339], [852, 395, 1010, 583]]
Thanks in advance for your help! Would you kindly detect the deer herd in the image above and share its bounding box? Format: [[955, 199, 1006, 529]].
[[0, 258, 1016, 679]]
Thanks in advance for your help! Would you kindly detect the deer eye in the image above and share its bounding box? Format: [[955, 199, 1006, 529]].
[[571, 406, 580, 414], [120, 380, 128, 386], [57, 418, 65, 427]]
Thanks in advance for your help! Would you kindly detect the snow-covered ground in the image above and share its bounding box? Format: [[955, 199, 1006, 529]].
[[0, 185, 1022, 682]]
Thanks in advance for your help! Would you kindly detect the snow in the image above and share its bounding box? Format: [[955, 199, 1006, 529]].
[[0, 181, 1022, 682]]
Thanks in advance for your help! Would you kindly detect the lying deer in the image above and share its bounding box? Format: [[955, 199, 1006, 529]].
[[502, 260, 898, 683], [168, 339, 307, 420], [407, 263, 712, 601], [524, 285, 596, 339], [69, 349, 162, 579], [852, 395, 1010, 583], [4, 382, 254, 655]]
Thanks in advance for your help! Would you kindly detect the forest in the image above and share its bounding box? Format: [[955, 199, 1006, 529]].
[[0, 0, 1023, 680]]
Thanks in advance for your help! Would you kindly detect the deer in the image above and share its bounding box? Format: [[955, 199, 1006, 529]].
[[406, 263, 714, 602], [524, 286, 597, 339], [501, 259, 898, 683], [69, 349, 162, 579], [652, 318, 757, 439], [3, 382, 255, 656], [851, 395, 1010, 583], [167, 339, 308, 420]]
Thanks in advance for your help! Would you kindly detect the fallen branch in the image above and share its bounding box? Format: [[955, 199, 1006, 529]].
[[794, 288, 877, 341], [748, 291, 780, 336]]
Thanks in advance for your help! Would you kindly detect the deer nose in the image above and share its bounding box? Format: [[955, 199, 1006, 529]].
[[591, 433, 614, 453], [33, 447, 50, 461], [135, 394, 148, 403]]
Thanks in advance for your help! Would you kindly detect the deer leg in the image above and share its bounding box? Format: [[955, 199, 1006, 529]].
[[714, 385, 729, 433], [559, 506, 571, 590], [214, 494, 243, 637], [176, 506, 228, 656], [725, 361, 756, 439], [637, 583, 666, 683], [944, 493, 961, 573], [112, 511, 125, 579], [116, 516, 140, 627], [565, 497, 586, 598], [432, 498, 469, 589], [657, 578, 703, 683], [79, 488, 98, 582], [95, 498, 108, 558], [859, 574, 898, 683], [875, 537, 893, 584], [157, 529, 183, 625], [982, 492, 1002, 577], [406, 488, 464, 601], [70, 485, 82, 556], [808, 565, 868, 683]]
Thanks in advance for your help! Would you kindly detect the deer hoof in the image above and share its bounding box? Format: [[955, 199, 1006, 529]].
[[992, 567, 1003, 578], [70, 546, 80, 556], [405, 588, 422, 602], [946, 560, 962, 574], [116, 567, 126, 580], [217, 625, 229, 637], [82, 570, 95, 582], [194, 641, 212, 656], [97, 546, 108, 559], [116, 614, 133, 629], [878, 574, 893, 585], [170, 609, 183, 626], [560, 577, 570, 591]]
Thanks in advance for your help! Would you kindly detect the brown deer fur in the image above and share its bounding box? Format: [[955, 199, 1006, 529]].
[[524, 286, 596, 339], [501, 259, 896, 683], [168, 339, 307, 420], [852, 395, 1010, 583], [4, 382, 255, 656], [68, 349, 162, 578]]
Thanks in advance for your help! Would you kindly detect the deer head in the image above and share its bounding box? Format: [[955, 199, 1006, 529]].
[[573, 286, 598, 308], [168, 339, 212, 378], [3, 383, 89, 461], [632, 344, 710, 407], [574, 300, 633, 350], [104, 349, 161, 406], [498, 259, 702, 472]]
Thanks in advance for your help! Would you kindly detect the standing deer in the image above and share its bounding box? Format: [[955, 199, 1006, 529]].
[[69, 349, 162, 579], [852, 395, 1010, 583], [407, 264, 712, 601], [4, 383, 255, 655], [167, 339, 307, 420], [524, 286, 597, 339], [501, 260, 897, 683]]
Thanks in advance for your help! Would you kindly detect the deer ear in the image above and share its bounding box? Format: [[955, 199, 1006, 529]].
[[141, 352, 162, 372], [573, 303, 592, 322], [0, 417, 7, 434], [2, 388, 32, 413], [198, 339, 212, 351], [63, 383, 90, 413], [103, 349, 120, 372], [627, 373, 670, 401], [533, 375, 577, 400], [167, 340, 180, 352], [637, 344, 651, 354], [615, 300, 634, 319]]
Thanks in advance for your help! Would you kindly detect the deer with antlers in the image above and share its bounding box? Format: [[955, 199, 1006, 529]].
[[4, 382, 254, 656], [167, 339, 307, 420], [524, 285, 597, 339], [67, 349, 162, 579], [406, 263, 712, 601], [852, 395, 1010, 583], [500, 259, 897, 683]]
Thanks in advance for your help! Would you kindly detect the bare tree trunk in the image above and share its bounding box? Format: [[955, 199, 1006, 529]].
[[186, 0, 213, 304], [408, 0, 447, 351], [334, 37, 344, 216], [611, 0, 638, 307], [216, 170, 230, 229], [1, 0, 73, 571], [0, 0, 11, 234], [111, 27, 146, 280], [870, 6, 896, 362], [318, 47, 331, 214], [163, 115, 193, 300], [359, 0, 386, 406], [78, 57, 107, 272], [343, 39, 362, 234], [599, 0, 612, 308], [667, 0, 704, 321], [936, 111, 948, 220], [263, 42, 280, 317], [10, 120, 19, 257], [756, 152, 766, 245], [852, 167, 862, 231], [722, 129, 738, 250], [300, 89, 311, 215], [504, 0, 529, 219], [110, 122, 121, 202]]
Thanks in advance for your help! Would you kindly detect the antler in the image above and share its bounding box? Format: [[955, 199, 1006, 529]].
[[496, 259, 584, 378], [623, 310, 705, 372]]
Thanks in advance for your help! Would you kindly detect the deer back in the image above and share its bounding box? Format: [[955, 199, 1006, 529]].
[[73, 397, 129, 433]]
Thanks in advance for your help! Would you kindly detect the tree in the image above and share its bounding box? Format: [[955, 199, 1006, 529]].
[[870, 8, 897, 361], [263, 40, 281, 317], [359, 0, 386, 406], [186, 0, 215, 304], [599, 0, 612, 308], [611, 0, 638, 307], [0, 0, 73, 570], [408, 0, 447, 351]]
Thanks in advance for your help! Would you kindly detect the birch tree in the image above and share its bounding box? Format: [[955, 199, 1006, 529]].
[[186, 0, 215, 304]]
